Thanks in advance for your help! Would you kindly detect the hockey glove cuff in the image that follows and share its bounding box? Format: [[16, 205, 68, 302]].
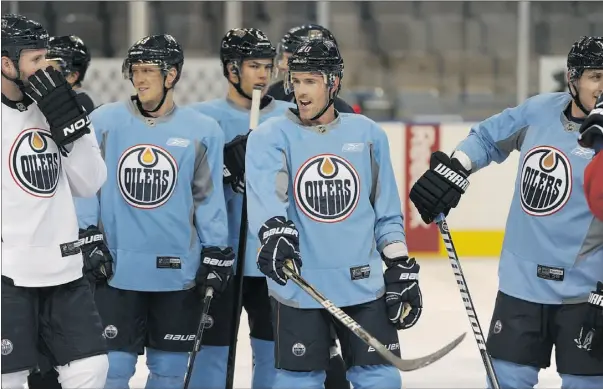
[[257, 216, 302, 286], [578, 281, 603, 360], [223, 133, 248, 194], [196, 247, 235, 297], [578, 94, 603, 149], [23, 66, 91, 149], [79, 225, 113, 283], [409, 151, 470, 224], [383, 255, 422, 330]]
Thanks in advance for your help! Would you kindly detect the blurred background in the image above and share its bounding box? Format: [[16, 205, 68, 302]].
[[2, 1, 602, 122]]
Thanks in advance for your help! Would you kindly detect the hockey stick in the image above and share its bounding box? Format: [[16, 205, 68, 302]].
[[225, 86, 262, 389], [184, 287, 214, 389], [434, 213, 501, 389], [282, 261, 466, 371]]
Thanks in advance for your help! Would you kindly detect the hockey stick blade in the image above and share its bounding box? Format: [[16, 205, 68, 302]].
[[283, 263, 466, 372]]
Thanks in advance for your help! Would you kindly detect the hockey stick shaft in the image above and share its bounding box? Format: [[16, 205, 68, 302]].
[[435, 214, 501, 389], [282, 262, 466, 372], [225, 86, 262, 389], [184, 287, 214, 389]]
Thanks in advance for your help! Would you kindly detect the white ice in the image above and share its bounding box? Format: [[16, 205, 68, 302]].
[[128, 258, 563, 388]]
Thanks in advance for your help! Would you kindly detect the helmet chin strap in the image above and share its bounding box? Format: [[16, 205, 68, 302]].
[[569, 80, 591, 116]]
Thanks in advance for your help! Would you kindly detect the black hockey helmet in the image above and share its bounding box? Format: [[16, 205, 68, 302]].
[[123, 34, 184, 86], [220, 28, 275, 99], [566, 36, 603, 115], [123, 34, 184, 114], [286, 39, 344, 121], [279, 24, 337, 55], [47, 35, 91, 86], [1, 14, 49, 84]]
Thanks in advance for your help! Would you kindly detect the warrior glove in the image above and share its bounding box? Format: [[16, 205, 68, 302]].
[[577, 282, 603, 360], [578, 94, 603, 150], [223, 133, 248, 194]]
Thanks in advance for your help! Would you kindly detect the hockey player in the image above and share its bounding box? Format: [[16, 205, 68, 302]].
[[1, 13, 109, 389], [267, 24, 356, 114], [579, 93, 603, 221], [188, 28, 293, 389], [409, 36, 603, 388], [75, 34, 234, 388], [246, 39, 422, 389], [46, 35, 96, 113]]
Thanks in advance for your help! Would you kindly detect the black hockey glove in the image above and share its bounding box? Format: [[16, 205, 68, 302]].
[[409, 151, 470, 224], [79, 225, 113, 283], [382, 254, 423, 330], [257, 216, 302, 286], [196, 246, 235, 297], [23, 66, 91, 148], [223, 133, 248, 194], [578, 94, 603, 149], [577, 281, 603, 360]]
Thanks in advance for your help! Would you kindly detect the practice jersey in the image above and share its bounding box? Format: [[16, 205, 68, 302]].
[[267, 80, 356, 113], [246, 110, 406, 308], [585, 147, 603, 221], [73, 87, 101, 228], [1, 94, 107, 287], [455, 92, 603, 304], [77, 98, 228, 292], [189, 96, 293, 277]]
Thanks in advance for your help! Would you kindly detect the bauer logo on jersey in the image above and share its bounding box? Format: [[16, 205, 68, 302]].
[[9, 128, 61, 197], [294, 154, 360, 223], [118, 144, 178, 209], [520, 146, 572, 216]]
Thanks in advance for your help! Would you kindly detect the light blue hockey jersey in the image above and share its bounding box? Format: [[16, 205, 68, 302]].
[[246, 110, 406, 309], [189, 97, 293, 277], [76, 98, 228, 292], [455, 92, 603, 304]]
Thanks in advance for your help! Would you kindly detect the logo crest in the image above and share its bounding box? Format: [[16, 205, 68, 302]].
[[9, 128, 61, 197], [117, 144, 178, 209], [294, 154, 360, 223], [520, 146, 572, 216]]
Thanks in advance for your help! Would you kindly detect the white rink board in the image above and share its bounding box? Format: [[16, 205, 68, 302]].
[[128, 259, 562, 389]]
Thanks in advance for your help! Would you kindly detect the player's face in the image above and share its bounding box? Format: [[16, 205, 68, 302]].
[[239, 59, 273, 97], [131, 63, 165, 105], [291, 72, 329, 120], [16, 49, 49, 83], [576, 69, 603, 112]]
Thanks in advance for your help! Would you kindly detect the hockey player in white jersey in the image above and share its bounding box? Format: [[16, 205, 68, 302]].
[[1, 13, 109, 389], [188, 28, 293, 389]]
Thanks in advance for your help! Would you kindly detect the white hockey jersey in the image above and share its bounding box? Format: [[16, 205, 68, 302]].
[[1, 94, 107, 287]]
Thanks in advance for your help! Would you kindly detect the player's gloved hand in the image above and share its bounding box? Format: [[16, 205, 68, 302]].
[[382, 243, 422, 330], [23, 66, 91, 148], [578, 94, 603, 150], [223, 133, 248, 194], [409, 151, 470, 224], [257, 216, 302, 286], [578, 281, 603, 359], [79, 225, 113, 283], [196, 247, 235, 297]]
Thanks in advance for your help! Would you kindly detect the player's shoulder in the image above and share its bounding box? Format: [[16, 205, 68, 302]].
[[270, 98, 296, 112], [90, 101, 129, 125], [188, 98, 227, 115], [522, 92, 572, 112], [251, 113, 290, 141], [176, 106, 223, 139], [340, 112, 380, 128]]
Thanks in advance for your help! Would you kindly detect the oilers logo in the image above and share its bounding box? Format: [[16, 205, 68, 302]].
[[520, 146, 572, 216], [294, 154, 360, 223], [9, 128, 60, 197], [118, 144, 178, 209]]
